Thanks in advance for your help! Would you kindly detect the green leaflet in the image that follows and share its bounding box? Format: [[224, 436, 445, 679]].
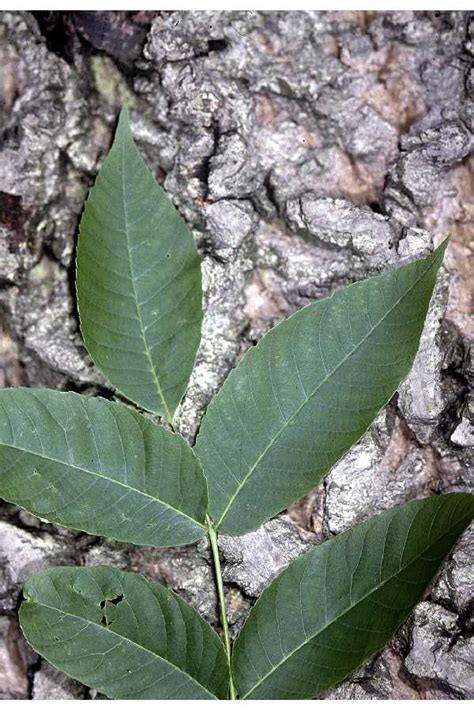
[[76, 107, 202, 422], [232, 493, 474, 699], [0, 389, 207, 547], [20, 566, 229, 699], [195, 241, 447, 535]]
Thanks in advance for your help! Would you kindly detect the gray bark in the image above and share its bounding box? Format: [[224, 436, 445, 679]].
[[0, 10, 472, 700]]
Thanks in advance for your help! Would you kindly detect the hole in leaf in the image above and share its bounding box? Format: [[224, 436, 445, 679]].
[[108, 594, 124, 606], [100, 593, 124, 607], [99, 593, 124, 626]]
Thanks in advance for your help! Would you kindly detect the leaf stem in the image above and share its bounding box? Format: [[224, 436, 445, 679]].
[[206, 515, 237, 700]]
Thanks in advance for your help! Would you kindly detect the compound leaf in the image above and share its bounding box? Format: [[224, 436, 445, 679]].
[[20, 566, 229, 699], [0, 388, 207, 547], [196, 241, 447, 535], [76, 107, 202, 422], [232, 493, 474, 699]]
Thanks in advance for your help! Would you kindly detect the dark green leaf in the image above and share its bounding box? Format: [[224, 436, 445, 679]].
[[20, 566, 229, 699], [232, 493, 474, 699], [76, 107, 202, 421], [0, 388, 207, 547], [196, 241, 447, 535]]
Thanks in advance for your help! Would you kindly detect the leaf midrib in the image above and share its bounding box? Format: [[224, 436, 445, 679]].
[[22, 598, 216, 699], [0, 442, 206, 531], [120, 135, 174, 423], [216, 257, 434, 530], [239, 506, 461, 698]]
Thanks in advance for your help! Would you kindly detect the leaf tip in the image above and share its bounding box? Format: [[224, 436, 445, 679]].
[[437, 233, 451, 254], [118, 103, 130, 120], [116, 104, 133, 143], [424, 234, 450, 274]]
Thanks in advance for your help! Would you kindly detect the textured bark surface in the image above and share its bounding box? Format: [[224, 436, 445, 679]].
[[0, 10, 472, 700]]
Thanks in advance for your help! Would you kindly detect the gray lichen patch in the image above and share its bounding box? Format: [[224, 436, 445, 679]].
[[218, 515, 317, 598], [405, 602, 474, 698], [0, 522, 70, 613]]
